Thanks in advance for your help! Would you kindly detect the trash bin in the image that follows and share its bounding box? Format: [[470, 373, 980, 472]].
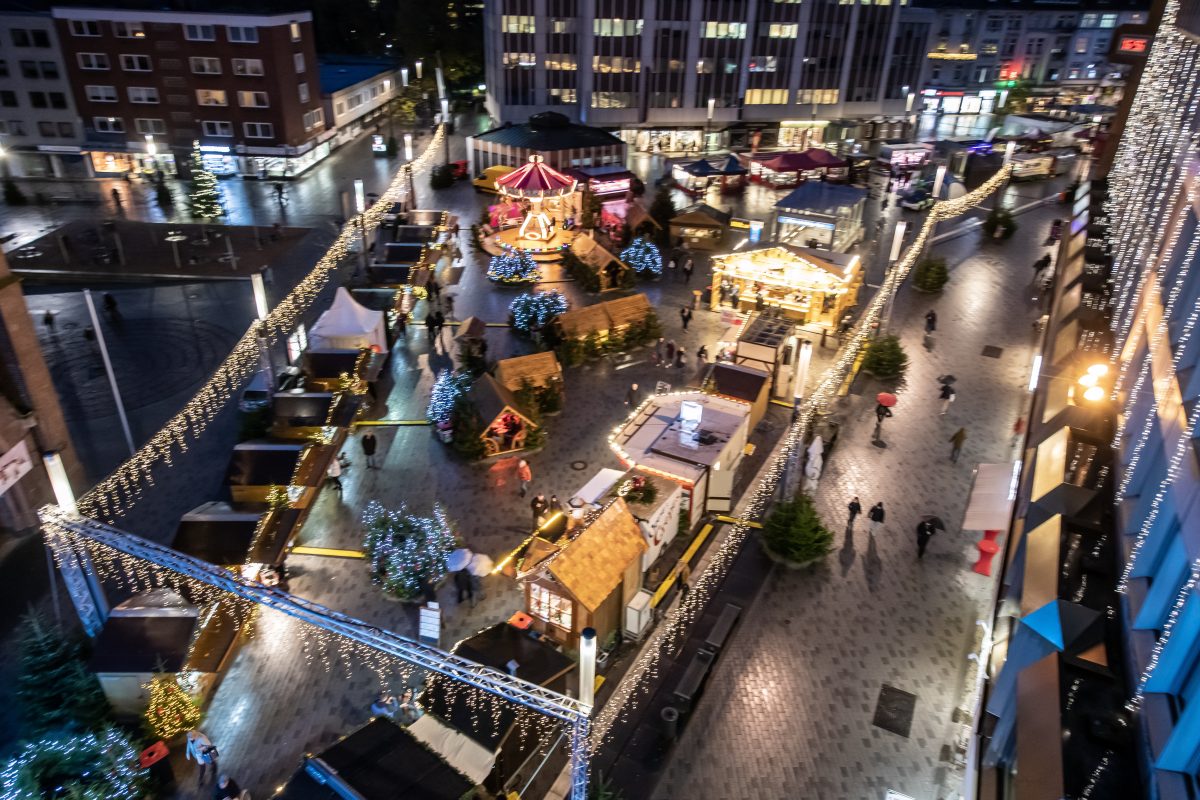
[[660, 705, 680, 741]]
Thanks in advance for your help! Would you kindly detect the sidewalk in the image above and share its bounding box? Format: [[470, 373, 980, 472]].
[[647, 204, 1059, 800]]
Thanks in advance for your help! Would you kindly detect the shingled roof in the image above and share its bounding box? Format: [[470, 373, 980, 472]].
[[548, 499, 646, 612]]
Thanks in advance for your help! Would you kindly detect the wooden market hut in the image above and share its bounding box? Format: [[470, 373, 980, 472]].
[[670, 203, 730, 251], [710, 244, 862, 328], [454, 316, 489, 361], [604, 293, 653, 332], [494, 351, 563, 400], [570, 234, 629, 291], [518, 498, 647, 649], [468, 373, 540, 457], [555, 293, 654, 343], [171, 501, 303, 580], [706, 362, 771, 429]]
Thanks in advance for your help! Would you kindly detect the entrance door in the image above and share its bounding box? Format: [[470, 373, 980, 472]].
[[707, 465, 734, 512]]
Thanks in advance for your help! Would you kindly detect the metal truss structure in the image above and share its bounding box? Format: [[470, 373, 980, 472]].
[[41, 507, 592, 799]]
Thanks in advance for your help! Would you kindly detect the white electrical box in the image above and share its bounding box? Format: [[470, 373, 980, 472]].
[[624, 590, 654, 641]]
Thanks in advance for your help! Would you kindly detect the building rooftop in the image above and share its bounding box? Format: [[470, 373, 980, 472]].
[[612, 392, 752, 483], [318, 57, 397, 95], [776, 183, 868, 215], [474, 112, 623, 152]]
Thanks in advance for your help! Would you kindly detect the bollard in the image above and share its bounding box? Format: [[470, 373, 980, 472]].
[[660, 705, 680, 741]]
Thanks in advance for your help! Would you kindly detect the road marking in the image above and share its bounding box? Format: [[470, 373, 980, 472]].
[[355, 420, 430, 426], [290, 545, 366, 559], [714, 514, 764, 529], [651, 522, 716, 608]]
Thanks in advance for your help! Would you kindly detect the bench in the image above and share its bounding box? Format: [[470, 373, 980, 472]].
[[671, 649, 714, 709], [702, 603, 742, 654]]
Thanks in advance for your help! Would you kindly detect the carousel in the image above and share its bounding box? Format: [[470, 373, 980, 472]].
[[488, 155, 579, 262]]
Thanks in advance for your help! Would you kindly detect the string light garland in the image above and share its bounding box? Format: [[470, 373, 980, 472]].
[[590, 163, 1013, 746], [76, 127, 445, 521], [619, 237, 662, 277], [1, 727, 147, 799], [362, 501, 457, 601], [426, 369, 471, 425], [487, 248, 541, 284], [509, 290, 570, 333]]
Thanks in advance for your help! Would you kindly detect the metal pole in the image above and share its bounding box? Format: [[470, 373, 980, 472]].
[[82, 290, 135, 455], [225, 236, 238, 271], [170, 239, 181, 269]]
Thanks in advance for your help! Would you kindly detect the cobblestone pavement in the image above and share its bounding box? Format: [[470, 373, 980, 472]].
[[649, 202, 1063, 800]]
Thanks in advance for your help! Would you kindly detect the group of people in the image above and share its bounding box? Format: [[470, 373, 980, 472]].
[[652, 336, 706, 369], [185, 730, 243, 799], [666, 252, 695, 283], [370, 687, 424, 725], [846, 498, 941, 559]]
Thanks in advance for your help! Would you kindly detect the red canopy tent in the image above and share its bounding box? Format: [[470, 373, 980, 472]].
[[494, 155, 577, 198]]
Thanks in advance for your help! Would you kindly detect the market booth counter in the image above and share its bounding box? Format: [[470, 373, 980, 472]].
[[171, 501, 302, 582], [468, 373, 540, 457], [711, 244, 862, 329], [301, 348, 384, 393], [669, 203, 731, 251], [225, 441, 333, 508], [270, 391, 360, 441], [89, 588, 239, 717]]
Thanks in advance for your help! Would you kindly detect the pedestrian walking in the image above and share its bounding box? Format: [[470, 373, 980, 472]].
[[924, 309, 937, 334], [666, 339, 677, 364], [433, 310, 446, 342], [454, 568, 475, 604], [697, 344, 708, 363], [111, 188, 122, 207], [530, 493, 549, 529], [428, 276, 441, 302], [424, 313, 437, 349], [718, 281, 730, 306], [625, 382, 640, 407], [326, 457, 343, 493], [213, 774, 241, 800], [361, 431, 378, 469], [949, 427, 967, 462], [680, 306, 692, 330], [185, 730, 218, 786], [675, 347, 686, 368], [730, 286, 740, 309], [683, 259, 694, 284], [677, 559, 692, 599], [939, 383, 956, 415], [42, 310, 54, 329], [443, 293, 455, 320], [847, 496, 862, 528], [667, 255, 678, 280], [1012, 416, 1027, 446], [867, 502, 885, 537], [517, 459, 532, 497], [875, 403, 893, 423], [654, 337, 665, 366], [915, 519, 936, 559]]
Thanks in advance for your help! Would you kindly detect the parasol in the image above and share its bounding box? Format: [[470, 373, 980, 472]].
[[876, 392, 898, 407], [921, 515, 946, 531], [468, 553, 494, 576], [447, 548, 473, 572]]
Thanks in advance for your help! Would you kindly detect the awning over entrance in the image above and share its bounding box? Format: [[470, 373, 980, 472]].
[[962, 462, 1018, 531]]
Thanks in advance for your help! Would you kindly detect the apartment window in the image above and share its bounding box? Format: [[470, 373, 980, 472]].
[[502, 52, 537, 68], [590, 91, 636, 108], [544, 54, 577, 70], [501, 15, 536, 33], [77, 53, 109, 70], [190, 57, 221, 74], [29, 91, 48, 108], [0, 62, 7, 78], [748, 55, 777, 73], [298, 82, 309, 103], [745, 89, 789, 104], [226, 25, 258, 43], [981, 41, 998, 55], [335, 101, 345, 115], [20, 61, 38, 79], [592, 19, 642, 36], [57, 121, 72, 137], [797, 88, 839, 105], [0, 92, 16, 107], [238, 90, 268, 108], [549, 19, 576, 33], [986, 16, 1002, 31], [592, 56, 640, 73], [128, 87, 159, 104], [120, 54, 153, 72], [1074, 36, 1089, 54], [195, 89, 227, 106], [39, 61, 59, 79], [767, 23, 797, 38], [85, 85, 118, 102], [1067, 68, 1080, 79], [702, 22, 747, 39], [69, 20, 100, 37], [113, 21, 145, 38], [244, 121, 274, 138], [10, 29, 27, 47], [5, 121, 24, 135], [135, 117, 166, 135], [302, 108, 323, 130], [293, 53, 305, 73], [39, 121, 57, 138], [1100, 13, 1117, 28], [547, 87, 576, 104], [201, 120, 233, 137], [290, 22, 301, 41], [93, 116, 124, 133], [1081, 13, 1098, 27], [232, 58, 263, 76], [184, 24, 216, 41]]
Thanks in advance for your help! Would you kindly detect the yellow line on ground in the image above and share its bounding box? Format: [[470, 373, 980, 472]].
[[290, 545, 367, 559], [355, 420, 430, 426], [838, 349, 865, 397], [650, 522, 714, 608], [714, 514, 763, 529], [769, 399, 794, 408]]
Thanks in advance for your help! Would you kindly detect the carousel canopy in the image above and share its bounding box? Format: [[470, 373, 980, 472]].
[[495, 154, 577, 198]]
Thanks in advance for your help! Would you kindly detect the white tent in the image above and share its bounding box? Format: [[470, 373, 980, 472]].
[[308, 288, 388, 353]]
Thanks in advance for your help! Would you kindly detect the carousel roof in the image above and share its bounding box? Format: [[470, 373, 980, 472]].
[[495, 155, 577, 198]]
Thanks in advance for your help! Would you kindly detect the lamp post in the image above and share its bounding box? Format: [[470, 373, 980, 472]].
[[401, 67, 409, 87], [705, 97, 715, 154], [82, 289, 135, 456], [579, 628, 596, 709], [354, 178, 368, 273], [415, 59, 423, 80]]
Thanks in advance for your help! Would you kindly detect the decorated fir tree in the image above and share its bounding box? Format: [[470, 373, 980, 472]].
[[0, 727, 148, 799], [143, 672, 201, 741], [486, 248, 540, 284], [362, 501, 458, 600], [426, 369, 471, 425], [16, 610, 110, 736], [187, 141, 224, 219], [620, 237, 663, 278], [508, 290, 569, 333]]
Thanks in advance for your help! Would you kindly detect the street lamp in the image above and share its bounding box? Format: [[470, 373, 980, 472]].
[[401, 67, 409, 87], [705, 97, 715, 153], [415, 59, 423, 80]]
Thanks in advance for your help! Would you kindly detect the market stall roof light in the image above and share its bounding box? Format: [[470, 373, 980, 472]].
[[1087, 363, 1109, 377], [1083, 386, 1105, 402], [1078, 373, 1099, 388]]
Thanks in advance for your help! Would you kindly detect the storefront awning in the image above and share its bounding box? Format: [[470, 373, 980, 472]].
[[961, 462, 1019, 530]]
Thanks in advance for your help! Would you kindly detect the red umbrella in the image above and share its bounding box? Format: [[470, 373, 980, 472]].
[[876, 392, 898, 407]]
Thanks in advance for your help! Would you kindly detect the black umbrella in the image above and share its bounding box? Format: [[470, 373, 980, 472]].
[[937, 374, 956, 385], [921, 515, 946, 531]]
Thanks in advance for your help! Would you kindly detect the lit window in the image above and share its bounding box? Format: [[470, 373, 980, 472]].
[[294, 53, 305, 73], [244, 121, 275, 138], [238, 90, 269, 108], [289, 22, 301, 41], [92, 116, 124, 133], [69, 20, 100, 36], [298, 82, 309, 103], [135, 117, 166, 135], [745, 88, 789, 104], [767, 23, 797, 38], [77, 53, 109, 70], [85, 85, 117, 102], [196, 89, 228, 106], [747, 56, 777, 73], [501, 15, 536, 33], [702, 22, 747, 38], [226, 25, 258, 43], [113, 21, 144, 38], [1081, 13, 1098, 27], [592, 18, 643, 36], [502, 52, 536, 68], [201, 120, 233, 137], [529, 583, 572, 630], [190, 57, 221, 75], [592, 55, 640, 73], [302, 108, 323, 130], [127, 86, 159, 104], [544, 54, 577, 70], [591, 91, 636, 108], [797, 88, 839, 105], [232, 58, 263, 76], [1100, 13, 1117, 28], [547, 87, 576, 104], [120, 54, 152, 72], [1075, 37, 1089, 54]]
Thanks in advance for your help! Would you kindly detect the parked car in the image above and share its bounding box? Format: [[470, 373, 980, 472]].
[[899, 190, 934, 210]]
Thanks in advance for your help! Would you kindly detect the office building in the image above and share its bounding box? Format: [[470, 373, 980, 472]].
[[482, 0, 935, 153], [52, 7, 328, 178]]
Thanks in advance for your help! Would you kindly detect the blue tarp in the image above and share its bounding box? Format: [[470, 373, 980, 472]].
[[774, 183, 868, 214]]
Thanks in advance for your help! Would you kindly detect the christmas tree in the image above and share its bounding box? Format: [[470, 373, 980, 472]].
[[509, 290, 569, 333], [426, 369, 471, 425], [362, 501, 458, 600], [16, 610, 111, 735], [486, 248, 540, 284], [143, 672, 201, 741], [1, 727, 148, 799], [187, 140, 224, 219], [620, 237, 662, 277]]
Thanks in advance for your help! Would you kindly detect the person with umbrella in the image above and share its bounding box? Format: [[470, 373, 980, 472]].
[[924, 309, 937, 335], [874, 393, 896, 442]]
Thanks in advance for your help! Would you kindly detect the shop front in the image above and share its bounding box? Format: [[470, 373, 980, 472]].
[[619, 128, 719, 155], [711, 244, 862, 328], [88, 149, 179, 178], [11, 146, 90, 179], [920, 89, 999, 115], [777, 121, 828, 151]]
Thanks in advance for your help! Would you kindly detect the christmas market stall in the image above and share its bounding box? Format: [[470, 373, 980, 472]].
[[554, 293, 655, 349], [270, 390, 360, 440], [773, 183, 866, 252], [705, 362, 772, 429], [225, 441, 332, 508], [515, 498, 647, 649], [569, 234, 630, 291], [88, 588, 238, 717], [710, 244, 862, 327], [724, 314, 804, 403], [669, 203, 730, 251], [453, 316, 489, 363], [468, 373, 540, 457], [302, 347, 384, 392], [610, 392, 752, 527], [672, 156, 749, 195], [494, 351, 564, 406], [272, 718, 481, 800], [171, 501, 302, 584], [309, 288, 389, 353]]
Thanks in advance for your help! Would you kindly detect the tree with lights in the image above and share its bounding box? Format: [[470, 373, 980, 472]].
[[620, 237, 662, 278], [17, 611, 110, 736], [1, 726, 147, 799], [509, 290, 569, 334], [143, 672, 201, 741], [187, 140, 224, 219], [426, 369, 471, 425], [363, 501, 458, 600], [487, 248, 540, 284]]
